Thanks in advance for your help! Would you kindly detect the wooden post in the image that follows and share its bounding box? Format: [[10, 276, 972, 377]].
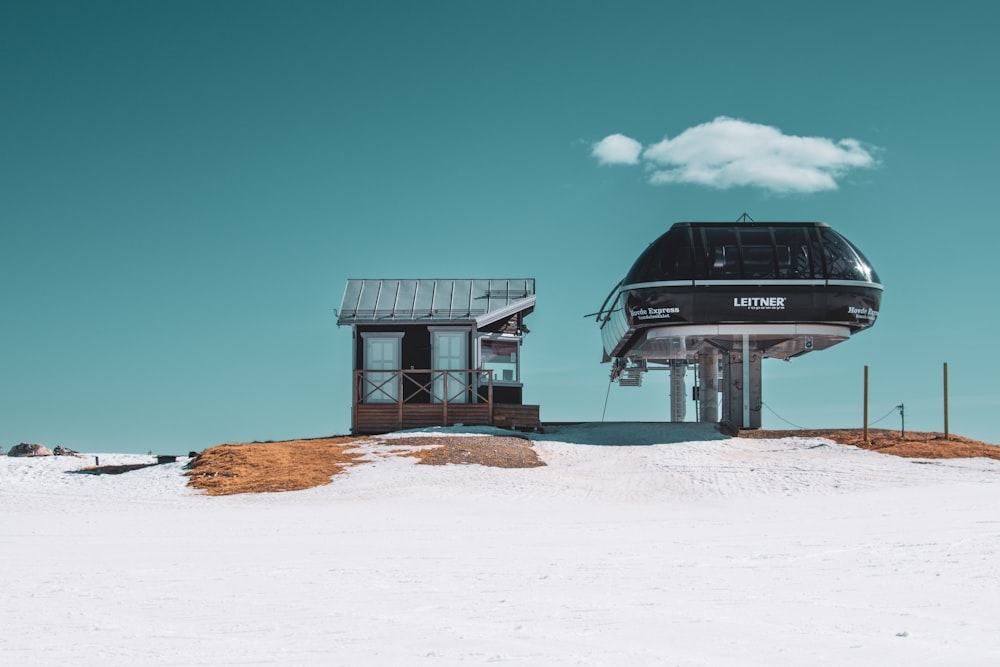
[[397, 370, 404, 431], [943, 362, 949, 440], [442, 371, 448, 426], [488, 375, 494, 426], [352, 370, 359, 435], [863, 365, 869, 443]]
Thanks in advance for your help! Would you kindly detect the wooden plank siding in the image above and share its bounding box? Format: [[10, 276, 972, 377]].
[[491, 404, 541, 431], [354, 403, 539, 434]]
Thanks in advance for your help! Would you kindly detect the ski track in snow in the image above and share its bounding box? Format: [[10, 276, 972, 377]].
[[3, 431, 1000, 666]]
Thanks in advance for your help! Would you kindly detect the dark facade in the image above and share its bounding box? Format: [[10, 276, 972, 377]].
[[338, 279, 538, 434]]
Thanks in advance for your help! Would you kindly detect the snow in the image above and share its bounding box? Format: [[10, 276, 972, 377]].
[[3, 427, 1000, 666]]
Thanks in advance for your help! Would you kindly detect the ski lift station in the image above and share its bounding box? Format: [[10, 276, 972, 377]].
[[594, 220, 883, 429]]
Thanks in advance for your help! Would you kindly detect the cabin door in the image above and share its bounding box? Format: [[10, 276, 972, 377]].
[[363, 335, 401, 403], [432, 330, 468, 404]]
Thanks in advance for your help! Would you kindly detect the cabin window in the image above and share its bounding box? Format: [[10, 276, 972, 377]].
[[702, 227, 741, 279], [480, 336, 520, 384], [738, 228, 776, 279], [430, 328, 470, 403], [626, 227, 696, 283], [360, 332, 403, 403], [819, 228, 877, 282], [771, 227, 818, 278]]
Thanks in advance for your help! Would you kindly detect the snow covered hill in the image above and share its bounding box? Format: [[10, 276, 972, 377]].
[[3, 427, 999, 666]]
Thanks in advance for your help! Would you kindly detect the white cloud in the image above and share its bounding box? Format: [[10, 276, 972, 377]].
[[592, 117, 878, 193], [591, 133, 643, 165]]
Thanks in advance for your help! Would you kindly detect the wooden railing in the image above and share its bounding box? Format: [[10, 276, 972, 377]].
[[353, 369, 494, 432]]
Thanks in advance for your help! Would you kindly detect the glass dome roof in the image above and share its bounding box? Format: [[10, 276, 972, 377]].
[[623, 222, 881, 285]]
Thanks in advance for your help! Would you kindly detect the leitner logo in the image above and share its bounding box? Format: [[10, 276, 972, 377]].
[[733, 297, 786, 310]]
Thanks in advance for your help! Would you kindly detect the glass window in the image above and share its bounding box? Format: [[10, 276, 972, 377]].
[[702, 227, 741, 279], [771, 227, 817, 279], [738, 228, 775, 279], [480, 338, 520, 383], [820, 228, 878, 282], [625, 227, 695, 283]]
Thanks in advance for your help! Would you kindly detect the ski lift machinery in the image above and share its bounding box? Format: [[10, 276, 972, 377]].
[[593, 218, 883, 429]]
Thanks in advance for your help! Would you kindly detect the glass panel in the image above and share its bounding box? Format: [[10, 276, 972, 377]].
[[481, 338, 519, 383], [395, 281, 416, 318], [363, 336, 399, 403], [702, 226, 741, 279], [771, 227, 816, 279], [820, 228, 877, 281], [738, 228, 775, 279], [451, 281, 473, 318], [624, 227, 695, 283], [432, 331, 468, 403]]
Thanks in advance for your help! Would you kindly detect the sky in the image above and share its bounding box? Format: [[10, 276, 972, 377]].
[[3, 0, 999, 453]]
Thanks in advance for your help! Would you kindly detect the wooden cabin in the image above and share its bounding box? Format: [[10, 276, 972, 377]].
[[337, 278, 539, 434]]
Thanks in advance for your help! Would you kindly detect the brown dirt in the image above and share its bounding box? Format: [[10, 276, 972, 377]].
[[740, 428, 1000, 460], [186, 437, 370, 496], [397, 436, 546, 468], [185, 434, 544, 496]]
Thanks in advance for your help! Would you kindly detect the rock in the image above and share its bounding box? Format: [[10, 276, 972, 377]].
[[53, 446, 83, 457], [718, 420, 740, 437], [8, 443, 54, 457]]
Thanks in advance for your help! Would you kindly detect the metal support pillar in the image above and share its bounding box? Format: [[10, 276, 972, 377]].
[[723, 349, 743, 427], [698, 351, 719, 423], [670, 360, 686, 422], [747, 348, 761, 428], [742, 335, 751, 427], [721, 339, 762, 429]]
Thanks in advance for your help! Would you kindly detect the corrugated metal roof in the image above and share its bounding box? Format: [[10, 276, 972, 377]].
[[337, 278, 535, 326]]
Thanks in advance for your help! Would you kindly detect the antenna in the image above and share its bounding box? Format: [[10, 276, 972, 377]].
[[736, 212, 755, 223]]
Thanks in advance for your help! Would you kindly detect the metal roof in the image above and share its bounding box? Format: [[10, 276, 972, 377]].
[[337, 278, 535, 328]]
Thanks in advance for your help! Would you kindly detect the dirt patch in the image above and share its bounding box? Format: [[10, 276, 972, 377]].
[[741, 428, 1000, 460], [186, 434, 545, 496], [396, 436, 546, 468], [186, 437, 370, 496]]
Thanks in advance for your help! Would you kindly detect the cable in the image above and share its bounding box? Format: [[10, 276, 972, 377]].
[[764, 401, 901, 430], [761, 401, 809, 429], [869, 405, 901, 427], [601, 377, 613, 422]]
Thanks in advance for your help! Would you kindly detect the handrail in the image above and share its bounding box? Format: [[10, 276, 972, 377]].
[[354, 369, 493, 406]]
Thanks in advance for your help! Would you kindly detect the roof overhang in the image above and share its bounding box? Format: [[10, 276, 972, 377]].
[[474, 296, 535, 329]]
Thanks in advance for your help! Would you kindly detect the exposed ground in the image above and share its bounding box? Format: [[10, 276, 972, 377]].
[[186, 428, 999, 496], [741, 428, 1000, 460], [186, 437, 370, 495], [186, 435, 543, 496]]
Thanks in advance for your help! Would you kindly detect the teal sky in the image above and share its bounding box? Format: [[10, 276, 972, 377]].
[[4, 1, 998, 453]]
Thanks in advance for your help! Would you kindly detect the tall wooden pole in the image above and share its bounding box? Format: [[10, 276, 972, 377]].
[[943, 362, 949, 440], [863, 365, 869, 443]]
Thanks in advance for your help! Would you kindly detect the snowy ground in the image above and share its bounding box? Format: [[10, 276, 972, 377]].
[[3, 424, 1000, 666]]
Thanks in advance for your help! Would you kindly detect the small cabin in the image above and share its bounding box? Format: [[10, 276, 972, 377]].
[[337, 278, 539, 434]]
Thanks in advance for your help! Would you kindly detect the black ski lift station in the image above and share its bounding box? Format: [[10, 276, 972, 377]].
[[594, 220, 882, 429]]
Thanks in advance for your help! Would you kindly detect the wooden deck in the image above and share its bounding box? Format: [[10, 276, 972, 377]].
[[352, 369, 540, 434]]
